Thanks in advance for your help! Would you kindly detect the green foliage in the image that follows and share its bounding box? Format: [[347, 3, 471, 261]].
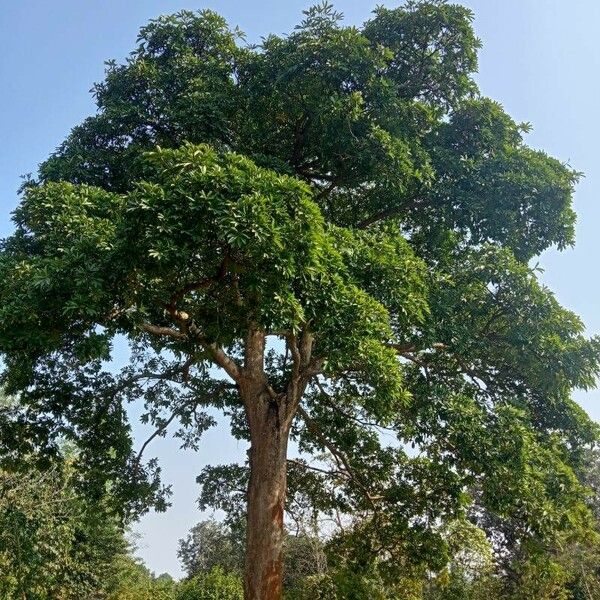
[[178, 519, 328, 594], [423, 99, 578, 260], [5, 142, 413, 367], [0, 458, 127, 599], [178, 519, 244, 578], [283, 532, 328, 591], [176, 567, 243, 600], [106, 555, 176, 600]]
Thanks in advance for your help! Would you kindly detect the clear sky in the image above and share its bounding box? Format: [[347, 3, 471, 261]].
[[2, 0, 600, 579]]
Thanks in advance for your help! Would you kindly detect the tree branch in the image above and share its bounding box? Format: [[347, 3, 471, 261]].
[[313, 378, 397, 433], [296, 405, 382, 507], [132, 407, 181, 479], [140, 320, 241, 383], [167, 254, 231, 308], [244, 325, 266, 377], [287, 458, 342, 477], [140, 322, 187, 340], [356, 207, 399, 229], [205, 342, 242, 383]]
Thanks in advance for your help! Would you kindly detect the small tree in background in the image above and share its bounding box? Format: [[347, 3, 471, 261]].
[[1, 2, 599, 599], [177, 567, 243, 600], [179, 519, 244, 578], [105, 555, 177, 600]]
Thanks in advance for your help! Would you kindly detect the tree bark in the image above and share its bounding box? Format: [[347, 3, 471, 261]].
[[243, 390, 291, 600]]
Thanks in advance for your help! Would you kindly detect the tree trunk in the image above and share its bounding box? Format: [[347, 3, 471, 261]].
[[243, 391, 291, 600]]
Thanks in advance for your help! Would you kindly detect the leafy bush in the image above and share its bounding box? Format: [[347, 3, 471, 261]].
[[106, 555, 176, 600], [176, 567, 243, 600], [0, 463, 126, 600], [178, 519, 244, 578]]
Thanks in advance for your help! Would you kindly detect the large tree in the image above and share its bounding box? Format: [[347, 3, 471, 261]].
[[1, 2, 599, 599]]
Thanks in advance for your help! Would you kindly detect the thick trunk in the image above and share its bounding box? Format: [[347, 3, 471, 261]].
[[244, 393, 290, 600]]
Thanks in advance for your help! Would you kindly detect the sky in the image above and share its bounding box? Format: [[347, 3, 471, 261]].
[[2, 0, 600, 579]]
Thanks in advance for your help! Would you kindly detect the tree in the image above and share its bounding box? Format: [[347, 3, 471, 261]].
[[105, 555, 177, 600], [179, 519, 244, 578], [176, 567, 243, 600], [1, 2, 599, 599], [0, 457, 127, 599], [178, 518, 326, 594]]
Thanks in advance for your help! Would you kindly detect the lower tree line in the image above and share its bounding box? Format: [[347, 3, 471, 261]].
[[3, 441, 600, 599]]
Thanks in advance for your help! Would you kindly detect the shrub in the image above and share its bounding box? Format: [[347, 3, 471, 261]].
[[176, 567, 243, 600]]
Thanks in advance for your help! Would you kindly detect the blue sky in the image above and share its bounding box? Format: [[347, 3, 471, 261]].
[[2, 0, 600, 578]]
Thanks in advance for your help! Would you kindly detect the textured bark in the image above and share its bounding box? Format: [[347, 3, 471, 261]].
[[240, 328, 317, 600], [243, 392, 291, 600]]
